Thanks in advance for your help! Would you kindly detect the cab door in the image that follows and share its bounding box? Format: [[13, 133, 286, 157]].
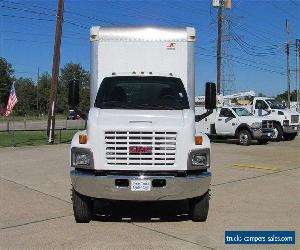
[[254, 100, 269, 116], [215, 108, 238, 135]]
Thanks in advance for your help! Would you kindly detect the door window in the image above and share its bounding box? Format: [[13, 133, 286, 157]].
[[219, 108, 235, 118], [255, 100, 268, 110]]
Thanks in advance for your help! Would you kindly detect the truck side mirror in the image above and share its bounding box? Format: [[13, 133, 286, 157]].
[[205, 82, 216, 110], [195, 82, 216, 122], [68, 79, 79, 107]]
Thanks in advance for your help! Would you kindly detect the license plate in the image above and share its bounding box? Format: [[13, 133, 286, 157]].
[[267, 132, 271, 136], [294, 127, 298, 131], [131, 180, 151, 192]]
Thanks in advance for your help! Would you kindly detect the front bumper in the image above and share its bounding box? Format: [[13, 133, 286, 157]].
[[71, 170, 211, 201], [251, 128, 273, 139], [283, 125, 299, 134]]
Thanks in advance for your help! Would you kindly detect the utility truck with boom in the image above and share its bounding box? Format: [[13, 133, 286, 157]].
[[247, 97, 299, 141], [195, 105, 273, 145], [68, 27, 216, 223]]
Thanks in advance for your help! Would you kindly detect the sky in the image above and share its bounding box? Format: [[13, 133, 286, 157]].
[[0, 0, 299, 96]]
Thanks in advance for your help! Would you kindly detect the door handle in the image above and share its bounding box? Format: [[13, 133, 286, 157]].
[[218, 118, 222, 121]]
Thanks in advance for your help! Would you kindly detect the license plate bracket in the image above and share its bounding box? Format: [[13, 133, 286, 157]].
[[131, 180, 151, 192]]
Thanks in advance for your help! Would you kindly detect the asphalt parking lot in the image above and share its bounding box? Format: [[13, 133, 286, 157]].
[[0, 137, 299, 249]]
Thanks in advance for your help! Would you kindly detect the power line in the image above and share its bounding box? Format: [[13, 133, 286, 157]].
[[0, 30, 86, 40], [195, 50, 286, 76], [289, 0, 300, 7], [1, 0, 57, 13], [0, 13, 89, 30], [270, 1, 300, 20]]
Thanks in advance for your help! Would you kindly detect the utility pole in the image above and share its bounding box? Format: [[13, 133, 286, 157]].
[[296, 39, 300, 111], [47, 0, 64, 143], [37, 67, 39, 114], [285, 19, 291, 109], [216, 0, 223, 95]]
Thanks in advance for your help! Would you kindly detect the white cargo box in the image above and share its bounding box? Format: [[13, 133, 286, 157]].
[[89, 27, 196, 109]]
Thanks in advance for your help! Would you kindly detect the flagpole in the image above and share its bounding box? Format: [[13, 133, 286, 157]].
[[12, 111, 15, 147]]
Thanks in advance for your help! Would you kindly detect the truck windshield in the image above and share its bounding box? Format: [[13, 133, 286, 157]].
[[232, 108, 253, 116], [265, 99, 285, 109], [94, 76, 190, 110]]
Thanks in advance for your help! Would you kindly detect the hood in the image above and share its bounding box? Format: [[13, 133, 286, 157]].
[[85, 108, 197, 171], [87, 108, 193, 131]]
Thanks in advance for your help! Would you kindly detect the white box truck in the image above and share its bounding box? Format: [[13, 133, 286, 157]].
[[68, 27, 216, 223]]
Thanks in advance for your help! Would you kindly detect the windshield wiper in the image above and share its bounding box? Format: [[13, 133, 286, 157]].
[[100, 101, 133, 109], [132, 103, 179, 110]]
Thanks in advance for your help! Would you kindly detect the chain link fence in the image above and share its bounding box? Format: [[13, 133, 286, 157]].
[[0, 119, 85, 147]]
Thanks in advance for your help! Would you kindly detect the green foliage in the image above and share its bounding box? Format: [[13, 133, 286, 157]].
[[59, 63, 90, 114], [37, 72, 51, 114], [0, 59, 90, 117], [0, 57, 90, 116], [0, 57, 15, 108], [15, 78, 36, 116], [275, 90, 297, 102]]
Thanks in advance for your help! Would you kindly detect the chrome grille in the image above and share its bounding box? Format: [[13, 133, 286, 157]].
[[262, 120, 273, 129], [105, 131, 177, 167], [291, 115, 299, 124]]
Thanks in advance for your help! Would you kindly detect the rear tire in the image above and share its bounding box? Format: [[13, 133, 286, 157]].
[[72, 188, 92, 223], [190, 192, 209, 222], [257, 139, 268, 145], [271, 123, 283, 142], [283, 133, 297, 141], [238, 129, 252, 146]]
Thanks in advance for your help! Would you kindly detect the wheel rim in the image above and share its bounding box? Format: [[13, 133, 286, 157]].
[[240, 132, 248, 144], [272, 128, 278, 139]]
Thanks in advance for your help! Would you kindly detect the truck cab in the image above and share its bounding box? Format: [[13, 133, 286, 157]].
[[250, 97, 299, 141], [68, 27, 216, 223], [196, 106, 274, 145]]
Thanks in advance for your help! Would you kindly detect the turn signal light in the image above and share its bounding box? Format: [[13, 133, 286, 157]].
[[79, 135, 87, 144], [195, 136, 203, 145]]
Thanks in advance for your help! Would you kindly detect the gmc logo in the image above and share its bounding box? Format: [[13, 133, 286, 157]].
[[129, 146, 152, 153]]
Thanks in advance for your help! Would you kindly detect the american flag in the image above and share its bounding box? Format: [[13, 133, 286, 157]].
[[5, 83, 18, 117]]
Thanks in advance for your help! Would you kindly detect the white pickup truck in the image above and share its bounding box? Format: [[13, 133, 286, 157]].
[[248, 97, 299, 141], [68, 27, 216, 223], [195, 106, 274, 145]]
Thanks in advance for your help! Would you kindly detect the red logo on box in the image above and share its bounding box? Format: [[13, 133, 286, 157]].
[[167, 42, 176, 50], [129, 146, 152, 153]]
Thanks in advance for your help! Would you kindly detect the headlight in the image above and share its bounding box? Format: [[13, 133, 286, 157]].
[[283, 120, 289, 126], [188, 149, 210, 169], [191, 154, 207, 166], [73, 152, 90, 165], [71, 148, 93, 168], [250, 122, 261, 129], [278, 111, 284, 115]]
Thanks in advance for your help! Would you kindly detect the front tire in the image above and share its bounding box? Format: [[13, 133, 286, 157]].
[[72, 188, 92, 223], [283, 132, 297, 141], [238, 129, 252, 146], [271, 123, 283, 142], [190, 192, 209, 222]]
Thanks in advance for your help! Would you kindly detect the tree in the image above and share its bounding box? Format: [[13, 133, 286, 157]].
[[37, 72, 52, 115], [60, 63, 90, 114], [0, 57, 15, 108], [15, 78, 36, 115], [276, 90, 297, 102]]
